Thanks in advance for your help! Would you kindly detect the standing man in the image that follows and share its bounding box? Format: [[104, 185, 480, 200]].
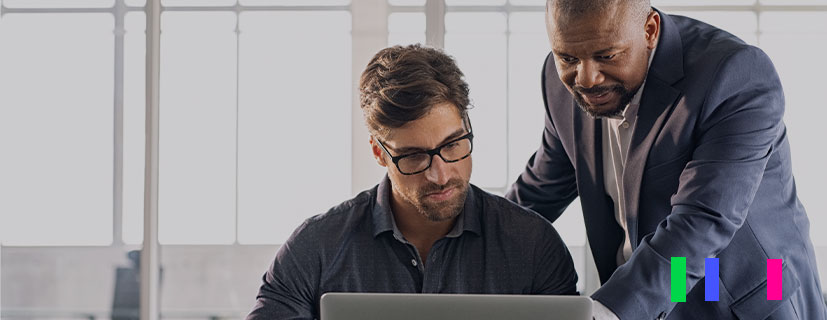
[[507, 0, 825, 319], [247, 44, 578, 320]]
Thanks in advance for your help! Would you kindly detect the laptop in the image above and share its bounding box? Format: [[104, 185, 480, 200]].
[[320, 293, 592, 320]]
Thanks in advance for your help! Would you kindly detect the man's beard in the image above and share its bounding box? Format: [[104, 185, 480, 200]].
[[573, 83, 640, 119], [404, 179, 469, 222]]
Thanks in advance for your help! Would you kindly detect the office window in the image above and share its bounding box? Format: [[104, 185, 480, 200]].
[[124, 6, 353, 245], [0, 13, 115, 246], [445, 12, 509, 189], [0, 0, 353, 246], [389, 12, 425, 46], [442, 6, 586, 245], [240, 0, 350, 5], [159, 12, 238, 245], [163, 0, 235, 6], [507, 12, 548, 190], [509, 0, 545, 5], [122, 11, 147, 245], [236, 11, 352, 245], [2, 0, 114, 8], [507, 11, 587, 245]]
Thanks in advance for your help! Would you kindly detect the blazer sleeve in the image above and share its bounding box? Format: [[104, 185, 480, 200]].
[[591, 46, 786, 319], [505, 53, 579, 224]]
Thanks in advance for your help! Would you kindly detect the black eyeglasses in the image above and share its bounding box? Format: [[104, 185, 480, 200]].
[[376, 117, 474, 175]]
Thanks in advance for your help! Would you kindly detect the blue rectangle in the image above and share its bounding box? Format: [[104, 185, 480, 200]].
[[705, 258, 719, 301]]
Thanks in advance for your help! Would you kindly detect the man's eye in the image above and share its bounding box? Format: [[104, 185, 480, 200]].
[[560, 56, 578, 64], [404, 153, 430, 161], [598, 54, 617, 61]]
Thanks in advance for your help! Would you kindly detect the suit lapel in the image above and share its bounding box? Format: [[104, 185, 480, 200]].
[[623, 10, 685, 249], [623, 78, 681, 248]]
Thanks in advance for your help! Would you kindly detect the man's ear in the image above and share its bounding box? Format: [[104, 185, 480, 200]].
[[370, 137, 388, 167], [644, 10, 661, 50]]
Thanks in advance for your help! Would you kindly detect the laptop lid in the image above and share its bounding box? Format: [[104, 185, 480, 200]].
[[320, 293, 592, 320]]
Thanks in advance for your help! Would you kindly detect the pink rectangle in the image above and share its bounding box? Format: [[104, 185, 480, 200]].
[[767, 259, 782, 300]]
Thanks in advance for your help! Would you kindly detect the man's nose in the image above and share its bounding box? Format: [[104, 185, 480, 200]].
[[575, 60, 604, 89], [424, 155, 450, 186]]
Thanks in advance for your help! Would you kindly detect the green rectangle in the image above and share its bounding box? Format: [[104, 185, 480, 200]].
[[671, 257, 687, 302]]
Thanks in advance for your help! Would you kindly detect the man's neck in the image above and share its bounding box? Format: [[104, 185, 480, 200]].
[[389, 189, 457, 264]]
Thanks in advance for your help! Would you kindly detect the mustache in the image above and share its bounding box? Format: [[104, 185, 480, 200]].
[[574, 84, 625, 96], [419, 179, 465, 196]]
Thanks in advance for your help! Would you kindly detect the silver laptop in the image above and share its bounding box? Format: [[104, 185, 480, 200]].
[[320, 293, 592, 320]]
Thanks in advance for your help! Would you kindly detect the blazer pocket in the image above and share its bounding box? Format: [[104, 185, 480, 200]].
[[729, 262, 801, 320]]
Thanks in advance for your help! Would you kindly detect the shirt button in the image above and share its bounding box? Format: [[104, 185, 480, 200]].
[[411, 259, 418, 267], [621, 121, 630, 129]]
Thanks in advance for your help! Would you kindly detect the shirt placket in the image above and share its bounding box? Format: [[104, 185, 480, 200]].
[[391, 233, 426, 291], [393, 233, 450, 293], [420, 239, 447, 293]]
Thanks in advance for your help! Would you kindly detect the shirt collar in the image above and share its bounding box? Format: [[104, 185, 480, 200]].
[[371, 175, 481, 239]]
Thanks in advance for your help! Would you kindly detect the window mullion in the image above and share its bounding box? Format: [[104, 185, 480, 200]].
[[141, 0, 161, 319], [234, 5, 241, 245], [113, 0, 126, 246], [425, 0, 445, 48]]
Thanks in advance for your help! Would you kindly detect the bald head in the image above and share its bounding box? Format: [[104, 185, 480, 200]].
[[547, 0, 651, 25]]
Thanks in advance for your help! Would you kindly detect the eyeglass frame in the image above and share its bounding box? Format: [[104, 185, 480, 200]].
[[374, 115, 474, 176]]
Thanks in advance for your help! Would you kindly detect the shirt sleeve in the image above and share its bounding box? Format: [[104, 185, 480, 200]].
[[246, 221, 320, 320], [532, 222, 579, 295]]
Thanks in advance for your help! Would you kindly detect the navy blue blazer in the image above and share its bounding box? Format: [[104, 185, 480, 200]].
[[506, 10, 826, 320]]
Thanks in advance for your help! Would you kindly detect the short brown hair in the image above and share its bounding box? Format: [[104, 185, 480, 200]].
[[359, 44, 470, 140]]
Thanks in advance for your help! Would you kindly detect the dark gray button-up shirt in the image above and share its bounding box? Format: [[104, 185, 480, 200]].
[[247, 176, 578, 320]]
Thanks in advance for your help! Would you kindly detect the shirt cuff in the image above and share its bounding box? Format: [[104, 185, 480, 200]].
[[592, 299, 621, 320]]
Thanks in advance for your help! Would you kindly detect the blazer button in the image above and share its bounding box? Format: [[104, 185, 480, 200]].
[[656, 311, 667, 320]]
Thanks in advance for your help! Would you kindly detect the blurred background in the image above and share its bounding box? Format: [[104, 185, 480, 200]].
[[1, 0, 826, 319]]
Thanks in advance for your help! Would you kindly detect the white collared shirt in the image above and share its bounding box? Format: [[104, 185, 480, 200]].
[[601, 40, 658, 267]]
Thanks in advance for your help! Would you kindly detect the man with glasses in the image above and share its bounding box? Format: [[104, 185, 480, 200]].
[[246, 44, 578, 320]]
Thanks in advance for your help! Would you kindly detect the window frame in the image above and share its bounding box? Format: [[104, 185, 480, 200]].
[[1, 0, 825, 242]]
